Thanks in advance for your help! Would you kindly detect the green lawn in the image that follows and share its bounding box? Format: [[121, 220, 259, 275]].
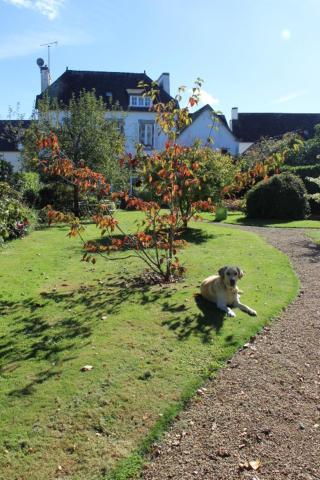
[[306, 230, 320, 245], [0, 212, 299, 480], [218, 211, 320, 228]]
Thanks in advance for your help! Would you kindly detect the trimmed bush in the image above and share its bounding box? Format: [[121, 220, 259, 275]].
[[281, 164, 320, 182], [246, 173, 310, 220], [38, 183, 74, 211]]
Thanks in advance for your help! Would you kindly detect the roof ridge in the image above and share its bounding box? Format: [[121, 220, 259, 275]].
[[65, 69, 149, 76]]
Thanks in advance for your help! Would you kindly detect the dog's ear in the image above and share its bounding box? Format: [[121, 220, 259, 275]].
[[218, 266, 228, 278], [236, 267, 244, 279]]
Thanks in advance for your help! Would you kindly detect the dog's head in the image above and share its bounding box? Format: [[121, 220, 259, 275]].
[[218, 265, 244, 288]]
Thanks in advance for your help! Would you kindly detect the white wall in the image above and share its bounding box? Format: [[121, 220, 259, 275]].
[[239, 142, 253, 155], [106, 111, 167, 154], [1, 151, 22, 171], [177, 108, 239, 156]]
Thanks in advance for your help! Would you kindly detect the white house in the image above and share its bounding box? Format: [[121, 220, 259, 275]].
[[36, 66, 171, 155], [0, 120, 30, 171], [0, 66, 241, 170], [177, 104, 239, 156], [36, 65, 239, 156]]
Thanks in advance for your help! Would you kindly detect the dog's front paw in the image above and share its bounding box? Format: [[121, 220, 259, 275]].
[[227, 309, 236, 318], [248, 309, 257, 316]]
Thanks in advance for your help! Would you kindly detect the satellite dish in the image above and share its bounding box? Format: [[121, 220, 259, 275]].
[[36, 57, 45, 67]]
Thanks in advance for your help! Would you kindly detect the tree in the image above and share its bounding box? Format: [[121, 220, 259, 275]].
[[23, 91, 126, 216], [38, 80, 215, 282], [285, 124, 320, 166], [137, 146, 235, 228]]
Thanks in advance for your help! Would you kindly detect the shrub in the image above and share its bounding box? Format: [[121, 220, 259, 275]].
[[281, 164, 320, 182], [15, 172, 41, 207], [246, 173, 310, 219], [285, 124, 320, 166], [38, 183, 74, 211], [0, 158, 14, 183], [0, 182, 34, 242]]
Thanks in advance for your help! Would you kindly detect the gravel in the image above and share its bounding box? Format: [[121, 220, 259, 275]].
[[143, 227, 320, 480]]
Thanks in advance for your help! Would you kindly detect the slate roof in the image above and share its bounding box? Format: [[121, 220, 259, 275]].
[[0, 120, 31, 151], [36, 70, 174, 109], [232, 113, 320, 142]]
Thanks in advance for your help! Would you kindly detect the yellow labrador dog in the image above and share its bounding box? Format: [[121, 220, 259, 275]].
[[200, 266, 257, 318]]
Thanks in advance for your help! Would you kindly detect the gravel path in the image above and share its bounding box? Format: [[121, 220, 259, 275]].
[[143, 227, 320, 480]]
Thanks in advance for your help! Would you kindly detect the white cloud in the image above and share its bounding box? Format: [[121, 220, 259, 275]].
[[0, 30, 91, 60], [281, 29, 291, 40], [4, 0, 65, 20], [274, 90, 307, 104], [199, 89, 220, 107]]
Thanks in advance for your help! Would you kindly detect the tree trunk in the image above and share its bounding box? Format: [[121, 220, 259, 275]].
[[73, 184, 80, 217]]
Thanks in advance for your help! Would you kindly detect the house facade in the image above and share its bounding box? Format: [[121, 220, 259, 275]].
[[36, 66, 239, 156], [177, 104, 239, 156], [0, 120, 31, 171], [36, 68, 173, 155]]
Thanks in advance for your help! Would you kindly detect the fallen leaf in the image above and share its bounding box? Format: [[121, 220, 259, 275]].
[[249, 459, 261, 471], [80, 365, 93, 372]]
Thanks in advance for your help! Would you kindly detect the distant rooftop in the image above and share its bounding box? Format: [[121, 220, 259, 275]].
[[232, 112, 320, 142]]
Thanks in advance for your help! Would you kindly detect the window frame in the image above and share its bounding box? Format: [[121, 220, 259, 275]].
[[138, 120, 155, 149]]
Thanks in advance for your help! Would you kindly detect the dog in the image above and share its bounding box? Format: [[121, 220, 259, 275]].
[[200, 266, 257, 318]]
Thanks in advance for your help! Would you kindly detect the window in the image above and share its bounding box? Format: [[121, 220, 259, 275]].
[[139, 121, 154, 148], [130, 95, 152, 108], [116, 120, 125, 135]]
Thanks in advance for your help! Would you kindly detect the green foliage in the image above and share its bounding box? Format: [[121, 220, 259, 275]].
[[285, 124, 320, 166], [38, 182, 74, 211], [281, 165, 320, 213], [0, 157, 14, 183], [22, 91, 127, 214], [281, 164, 320, 182], [239, 133, 303, 172], [0, 182, 32, 242], [15, 172, 41, 206], [246, 173, 310, 220], [138, 147, 236, 224]]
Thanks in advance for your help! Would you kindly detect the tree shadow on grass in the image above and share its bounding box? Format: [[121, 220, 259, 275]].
[[0, 272, 231, 395], [180, 228, 229, 245], [0, 295, 93, 396], [90, 227, 229, 251], [161, 294, 226, 343]]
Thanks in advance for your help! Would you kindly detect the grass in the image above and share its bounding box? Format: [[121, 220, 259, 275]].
[[211, 211, 320, 228], [306, 230, 320, 245], [0, 211, 299, 479]]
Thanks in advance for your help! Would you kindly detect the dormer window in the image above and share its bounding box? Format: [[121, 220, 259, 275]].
[[129, 95, 152, 108]]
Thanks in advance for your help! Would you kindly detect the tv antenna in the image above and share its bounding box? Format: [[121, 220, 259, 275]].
[[40, 41, 58, 71]]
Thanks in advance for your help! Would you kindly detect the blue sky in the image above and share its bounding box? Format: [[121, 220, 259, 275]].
[[1, 0, 320, 120]]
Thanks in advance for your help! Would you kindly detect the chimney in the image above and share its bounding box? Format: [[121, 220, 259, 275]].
[[231, 107, 238, 120], [36, 58, 50, 92], [40, 65, 50, 92], [157, 72, 170, 95]]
